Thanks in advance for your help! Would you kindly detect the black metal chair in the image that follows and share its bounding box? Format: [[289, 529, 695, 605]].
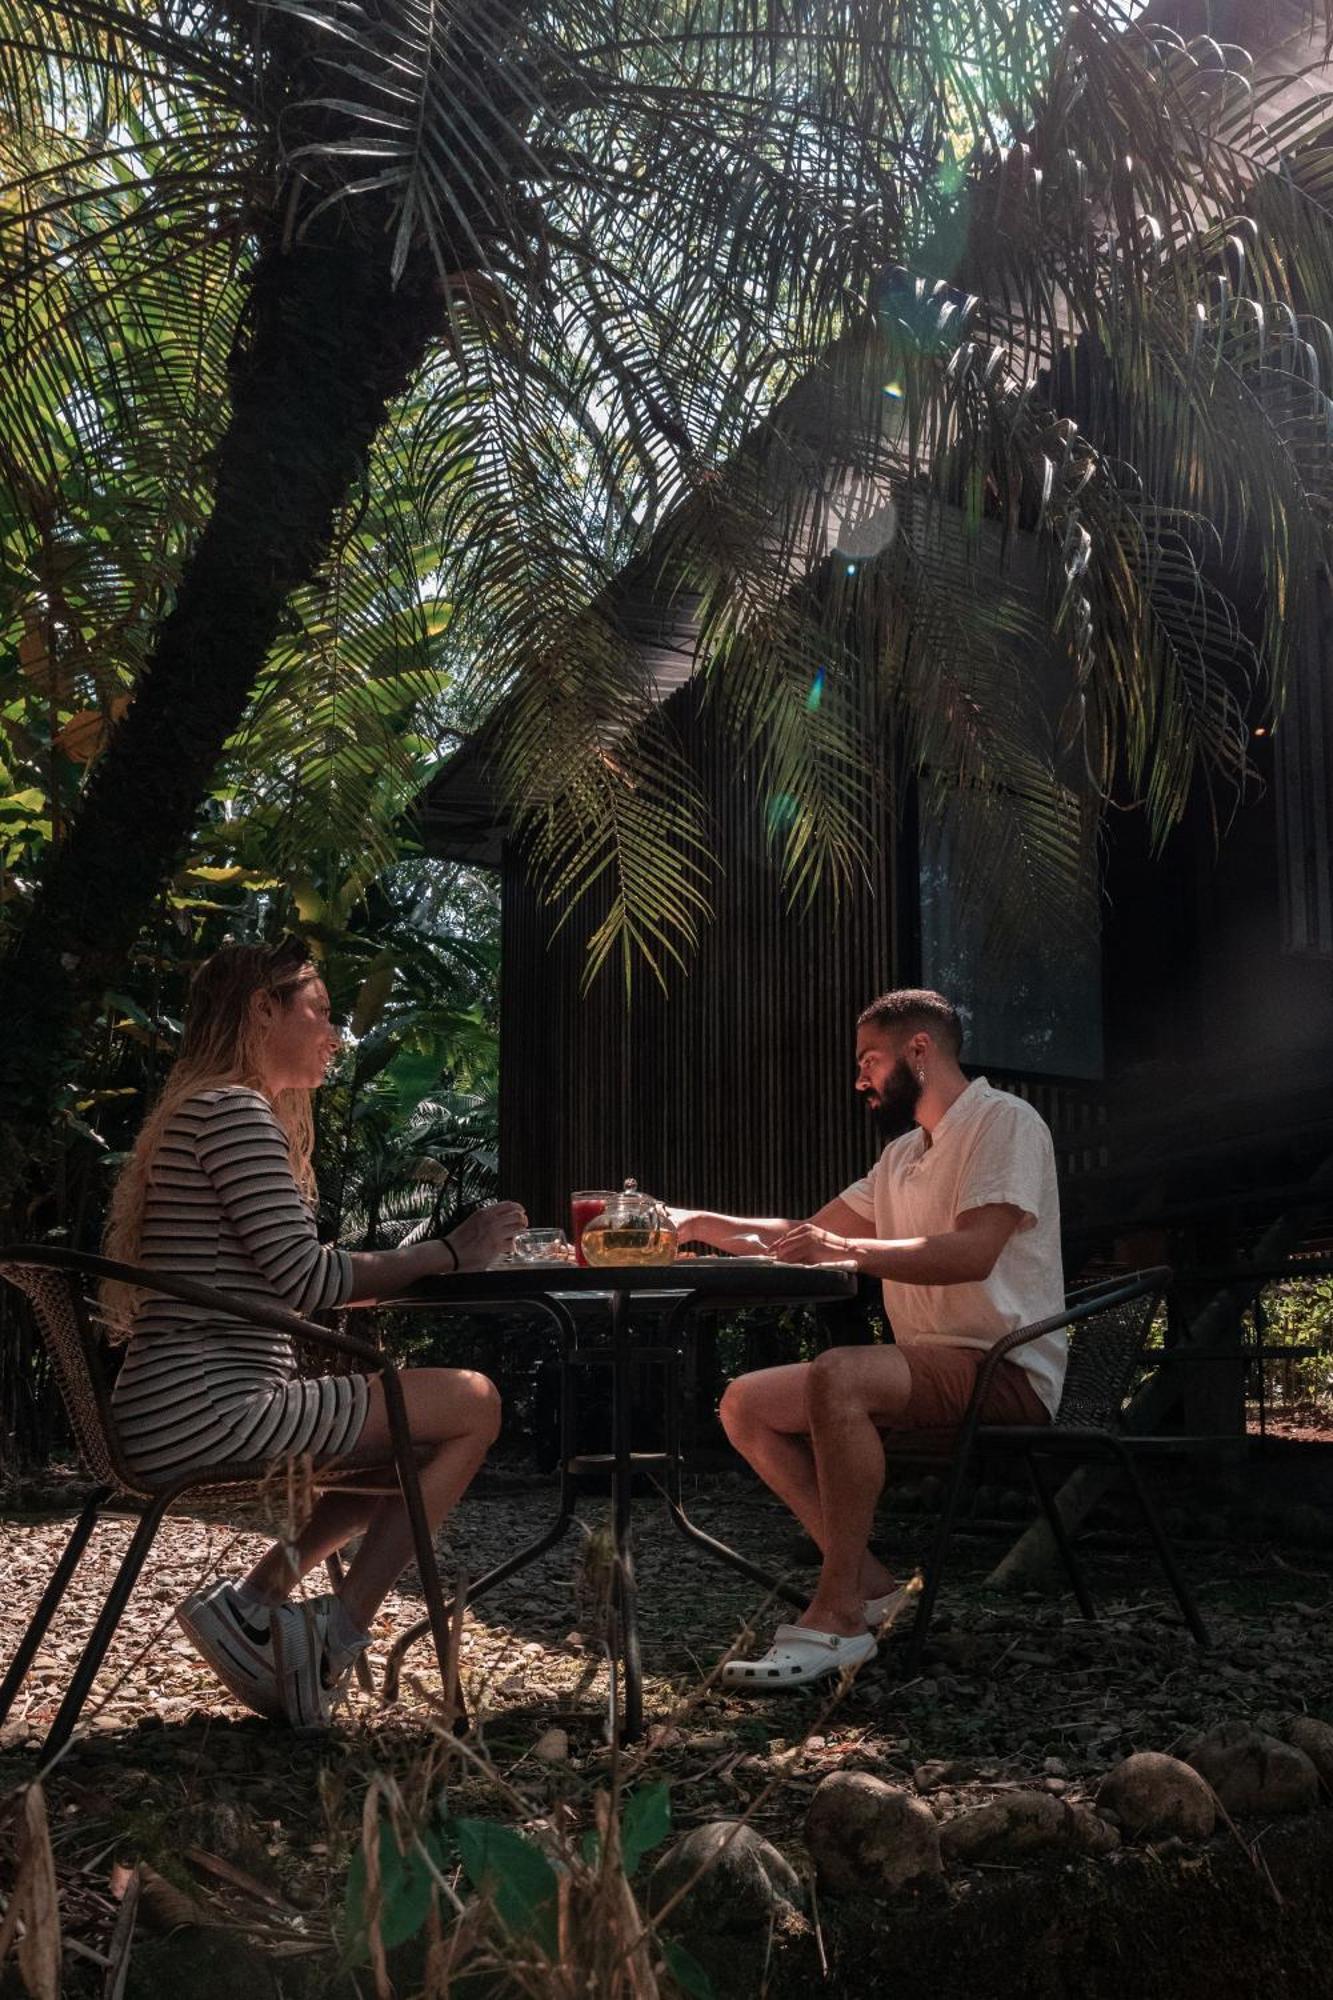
[[893, 1267, 1216, 1673], [0, 1243, 463, 1757]]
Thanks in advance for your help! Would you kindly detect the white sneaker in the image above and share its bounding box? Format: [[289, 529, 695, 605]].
[[176, 1583, 282, 1718], [269, 1594, 365, 1729]]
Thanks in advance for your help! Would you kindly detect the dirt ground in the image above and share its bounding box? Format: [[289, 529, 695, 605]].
[[2, 1452, 1331, 1995]]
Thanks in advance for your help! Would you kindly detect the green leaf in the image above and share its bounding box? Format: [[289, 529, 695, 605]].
[[351, 956, 397, 1037], [661, 1936, 717, 1999], [342, 1823, 445, 1958], [181, 864, 282, 887], [620, 1783, 671, 1877], [0, 788, 47, 817], [383, 1042, 444, 1116], [103, 991, 153, 1029], [454, 1818, 559, 1954]]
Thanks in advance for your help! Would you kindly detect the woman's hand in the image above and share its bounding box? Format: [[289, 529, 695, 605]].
[[665, 1208, 788, 1251], [444, 1200, 528, 1271]]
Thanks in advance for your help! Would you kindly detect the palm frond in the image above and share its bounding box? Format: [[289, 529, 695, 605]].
[[5, 0, 1333, 992]]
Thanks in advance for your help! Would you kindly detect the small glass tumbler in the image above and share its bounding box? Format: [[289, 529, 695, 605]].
[[513, 1227, 571, 1264]]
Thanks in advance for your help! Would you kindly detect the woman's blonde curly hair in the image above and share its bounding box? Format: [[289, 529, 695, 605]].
[[102, 937, 321, 1338]]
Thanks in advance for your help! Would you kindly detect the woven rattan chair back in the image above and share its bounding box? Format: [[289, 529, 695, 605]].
[[1052, 1288, 1159, 1430], [1, 1257, 124, 1490], [0, 1242, 470, 1752]]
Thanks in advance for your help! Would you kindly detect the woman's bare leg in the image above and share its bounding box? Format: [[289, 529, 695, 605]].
[[241, 1368, 500, 1625]]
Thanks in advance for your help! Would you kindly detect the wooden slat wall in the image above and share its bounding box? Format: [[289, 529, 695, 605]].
[[498, 690, 902, 1227], [1277, 571, 1333, 958]]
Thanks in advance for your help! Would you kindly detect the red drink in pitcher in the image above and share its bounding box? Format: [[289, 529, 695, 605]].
[[570, 1191, 615, 1267]]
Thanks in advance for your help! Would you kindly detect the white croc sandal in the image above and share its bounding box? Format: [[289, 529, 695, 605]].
[[720, 1623, 877, 1689], [863, 1585, 915, 1630]]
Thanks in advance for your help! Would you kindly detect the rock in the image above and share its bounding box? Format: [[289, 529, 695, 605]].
[[1183, 1723, 1320, 1817], [193, 1799, 277, 1880], [913, 1759, 977, 1792], [1284, 1717, 1333, 1793], [532, 1727, 569, 1762], [1097, 1752, 1216, 1843], [648, 1822, 802, 1936], [941, 1791, 1120, 1865], [805, 1773, 942, 1896]]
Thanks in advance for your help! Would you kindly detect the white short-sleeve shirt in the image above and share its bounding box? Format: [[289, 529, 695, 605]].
[[839, 1078, 1066, 1415]]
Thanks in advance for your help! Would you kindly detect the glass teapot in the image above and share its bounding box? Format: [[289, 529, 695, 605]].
[[579, 1178, 678, 1267]]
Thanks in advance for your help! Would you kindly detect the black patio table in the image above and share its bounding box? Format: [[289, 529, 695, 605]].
[[372, 1259, 857, 1740]]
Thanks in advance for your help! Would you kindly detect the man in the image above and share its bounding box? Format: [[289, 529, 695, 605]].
[[670, 988, 1064, 1687]]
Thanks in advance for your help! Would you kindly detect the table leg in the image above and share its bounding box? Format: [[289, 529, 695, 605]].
[[657, 1304, 806, 1609], [610, 1286, 643, 1742], [382, 1297, 581, 1703]]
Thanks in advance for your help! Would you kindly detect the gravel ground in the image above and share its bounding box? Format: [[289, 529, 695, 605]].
[[3, 1466, 1332, 1992], [3, 1464, 1331, 1767]]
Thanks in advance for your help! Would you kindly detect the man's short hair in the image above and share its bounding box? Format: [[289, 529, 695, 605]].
[[857, 988, 963, 1057]]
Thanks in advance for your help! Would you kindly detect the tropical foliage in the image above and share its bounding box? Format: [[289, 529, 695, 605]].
[[2, 0, 1333, 1197]]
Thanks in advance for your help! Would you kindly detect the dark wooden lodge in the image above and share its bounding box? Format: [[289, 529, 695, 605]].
[[418, 594, 1333, 1283], [420, 0, 1333, 1299]]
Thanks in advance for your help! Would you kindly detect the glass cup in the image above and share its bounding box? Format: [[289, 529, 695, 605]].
[[513, 1227, 571, 1264], [570, 1190, 616, 1267]]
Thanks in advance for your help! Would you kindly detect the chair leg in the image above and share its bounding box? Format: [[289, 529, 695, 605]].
[[903, 1447, 975, 1677], [1111, 1445, 1211, 1649], [1024, 1452, 1098, 1622], [325, 1549, 375, 1694], [0, 1486, 109, 1727], [380, 1364, 468, 1729], [42, 1494, 172, 1762]]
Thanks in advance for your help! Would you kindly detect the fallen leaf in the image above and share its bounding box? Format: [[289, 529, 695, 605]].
[[136, 1864, 218, 1933], [1, 1783, 63, 2000], [184, 1847, 292, 1910]]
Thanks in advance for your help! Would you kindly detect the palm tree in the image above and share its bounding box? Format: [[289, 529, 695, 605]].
[[2, 0, 1331, 1199]]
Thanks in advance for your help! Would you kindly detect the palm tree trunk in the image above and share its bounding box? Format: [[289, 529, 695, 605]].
[[0, 234, 441, 1205]]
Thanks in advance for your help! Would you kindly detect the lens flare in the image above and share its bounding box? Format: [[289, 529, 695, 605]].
[[766, 792, 799, 835]]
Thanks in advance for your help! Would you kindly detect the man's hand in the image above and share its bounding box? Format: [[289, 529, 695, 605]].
[[773, 1222, 857, 1266]]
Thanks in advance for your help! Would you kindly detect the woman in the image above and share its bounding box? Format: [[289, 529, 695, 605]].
[[105, 936, 525, 1726]]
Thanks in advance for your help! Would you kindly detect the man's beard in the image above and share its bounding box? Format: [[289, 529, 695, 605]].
[[866, 1055, 922, 1138]]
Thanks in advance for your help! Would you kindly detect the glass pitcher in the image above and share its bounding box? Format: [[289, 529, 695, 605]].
[[580, 1178, 679, 1267]]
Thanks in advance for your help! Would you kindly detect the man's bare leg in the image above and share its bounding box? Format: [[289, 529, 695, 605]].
[[719, 1363, 896, 1599], [798, 1346, 914, 1634]]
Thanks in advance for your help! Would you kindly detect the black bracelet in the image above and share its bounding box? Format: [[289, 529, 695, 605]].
[[441, 1237, 459, 1273]]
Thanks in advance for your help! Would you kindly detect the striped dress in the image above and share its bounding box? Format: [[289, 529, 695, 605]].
[[110, 1086, 370, 1480]]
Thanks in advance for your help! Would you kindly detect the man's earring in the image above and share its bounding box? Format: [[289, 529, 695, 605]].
[[917, 1067, 926, 1087]]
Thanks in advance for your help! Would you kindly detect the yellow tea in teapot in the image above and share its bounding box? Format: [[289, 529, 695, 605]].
[[580, 1220, 676, 1267]]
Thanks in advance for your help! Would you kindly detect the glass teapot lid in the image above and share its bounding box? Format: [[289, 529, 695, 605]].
[[595, 1177, 662, 1227]]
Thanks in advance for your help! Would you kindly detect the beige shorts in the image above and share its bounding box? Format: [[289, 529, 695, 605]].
[[884, 1341, 1048, 1443]]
